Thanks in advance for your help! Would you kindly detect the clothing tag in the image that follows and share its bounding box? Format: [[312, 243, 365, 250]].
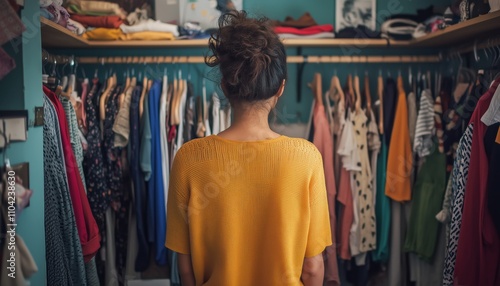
[[496, 126, 500, 144]]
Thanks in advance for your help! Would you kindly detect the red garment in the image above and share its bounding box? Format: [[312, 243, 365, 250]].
[[274, 24, 334, 35], [43, 86, 101, 262], [70, 14, 123, 28], [312, 101, 339, 286], [454, 79, 500, 286], [336, 167, 353, 260]]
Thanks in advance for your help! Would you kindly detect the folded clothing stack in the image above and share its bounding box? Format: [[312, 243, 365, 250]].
[[273, 13, 335, 39], [65, 0, 126, 18], [41, 0, 86, 35], [82, 18, 179, 41]]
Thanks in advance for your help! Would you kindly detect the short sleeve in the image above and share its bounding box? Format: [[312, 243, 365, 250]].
[[165, 149, 191, 254], [305, 153, 333, 257]]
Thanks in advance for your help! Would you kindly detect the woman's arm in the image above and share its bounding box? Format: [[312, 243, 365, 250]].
[[301, 253, 324, 286], [178, 253, 196, 286]]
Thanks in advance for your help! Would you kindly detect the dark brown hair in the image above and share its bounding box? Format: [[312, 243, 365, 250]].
[[205, 10, 287, 104]]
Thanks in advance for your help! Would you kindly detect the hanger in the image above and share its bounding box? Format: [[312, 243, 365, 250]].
[[170, 70, 179, 126], [139, 68, 149, 118], [347, 74, 355, 110], [329, 74, 345, 108], [364, 72, 372, 118], [202, 78, 207, 126], [118, 69, 131, 110], [308, 73, 323, 106], [378, 73, 384, 134], [99, 72, 116, 121], [354, 74, 361, 114], [175, 70, 186, 125]]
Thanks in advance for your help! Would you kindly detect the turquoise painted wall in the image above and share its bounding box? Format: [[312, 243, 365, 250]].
[[0, 2, 46, 285], [244, 0, 445, 28]]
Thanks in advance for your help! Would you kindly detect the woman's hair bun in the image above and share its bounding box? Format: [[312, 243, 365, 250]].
[[206, 10, 287, 103]]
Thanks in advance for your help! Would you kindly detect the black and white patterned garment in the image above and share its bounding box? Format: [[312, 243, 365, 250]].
[[60, 97, 87, 191], [442, 123, 473, 286], [43, 94, 88, 286]]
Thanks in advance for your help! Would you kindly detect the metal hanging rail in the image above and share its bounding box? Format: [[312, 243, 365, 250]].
[[76, 55, 441, 64]]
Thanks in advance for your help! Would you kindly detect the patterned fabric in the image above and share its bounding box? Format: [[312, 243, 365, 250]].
[[85, 258, 100, 286], [61, 97, 87, 191], [61, 96, 100, 285], [84, 79, 109, 214], [414, 90, 435, 157], [352, 111, 376, 253], [43, 94, 88, 286], [434, 96, 444, 153], [102, 86, 131, 282], [104, 86, 124, 208], [83, 80, 108, 283], [436, 175, 453, 241], [442, 124, 473, 286]]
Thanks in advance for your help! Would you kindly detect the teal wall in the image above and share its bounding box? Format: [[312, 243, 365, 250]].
[[245, 0, 445, 28], [0, 2, 46, 285]]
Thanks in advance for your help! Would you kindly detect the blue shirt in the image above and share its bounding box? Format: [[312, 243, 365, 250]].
[[147, 80, 168, 265]]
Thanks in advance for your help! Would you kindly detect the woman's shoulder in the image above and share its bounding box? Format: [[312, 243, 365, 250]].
[[280, 137, 323, 163], [175, 135, 322, 163]]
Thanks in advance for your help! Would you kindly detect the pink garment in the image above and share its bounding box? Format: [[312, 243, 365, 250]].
[[0, 0, 25, 45], [312, 101, 339, 286], [274, 24, 334, 35], [337, 167, 353, 260]]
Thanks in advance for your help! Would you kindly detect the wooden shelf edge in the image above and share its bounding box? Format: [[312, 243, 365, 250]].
[[40, 10, 500, 50], [282, 38, 410, 47], [411, 10, 500, 47], [40, 18, 413, 49], [41, 17, 89, 48]]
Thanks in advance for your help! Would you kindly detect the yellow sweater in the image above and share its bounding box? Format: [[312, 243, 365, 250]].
[[165, 135, 332, 286]]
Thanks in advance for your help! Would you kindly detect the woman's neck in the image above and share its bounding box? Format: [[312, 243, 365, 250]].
[[217, 105, 280, 141]]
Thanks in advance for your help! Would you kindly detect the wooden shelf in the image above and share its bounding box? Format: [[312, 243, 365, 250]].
[[411, 10, 500, 47], [41, 17, 408, 49], [42, 10, 500, 50], [41, 17, 88, 48]]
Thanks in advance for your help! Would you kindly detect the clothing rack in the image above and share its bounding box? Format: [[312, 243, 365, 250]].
[[77, 55, 441, 64], [42, 49, 76, 65], [447, 34, 500, 56]]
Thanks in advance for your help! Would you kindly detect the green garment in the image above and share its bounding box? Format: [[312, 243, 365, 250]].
[[373, 135, 391, 262], [68, 4, 116, 16], [404, 146, 447, 262]]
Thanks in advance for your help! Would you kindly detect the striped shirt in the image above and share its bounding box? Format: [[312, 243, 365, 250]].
[[414, 89, 435, 157]]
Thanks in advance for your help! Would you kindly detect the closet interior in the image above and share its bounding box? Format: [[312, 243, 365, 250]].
[[1, 0, 500, 285]]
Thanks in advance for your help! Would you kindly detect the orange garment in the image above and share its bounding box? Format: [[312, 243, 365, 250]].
[[337, 166, 353, 260], [82, 27, 122, 40], [119, 31, 175, 41], [312, 101, 339, 285], [385, 76, 413, 202], [70, 14, 123, 28], [165, 135, 332, 286]]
